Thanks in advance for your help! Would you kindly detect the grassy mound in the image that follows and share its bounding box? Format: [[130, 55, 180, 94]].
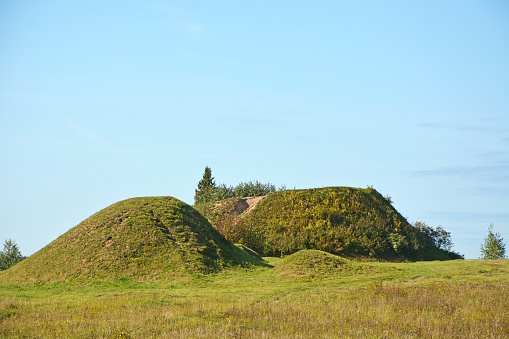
[[274, 250, 351, 277], [0, 197, 263, 285], [273, 249, 404, 280], [199, 187, 457, 261]]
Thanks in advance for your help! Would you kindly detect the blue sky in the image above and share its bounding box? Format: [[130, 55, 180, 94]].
[[1, 1, 508, 259]]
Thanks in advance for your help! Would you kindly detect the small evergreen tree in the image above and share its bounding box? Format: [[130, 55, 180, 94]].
[[0, 239, 25, 270], [194, 166, 216, 205], [480, 224, 506, 259]]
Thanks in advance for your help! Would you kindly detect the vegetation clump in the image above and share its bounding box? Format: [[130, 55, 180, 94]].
[[0, 196, 264, 285]]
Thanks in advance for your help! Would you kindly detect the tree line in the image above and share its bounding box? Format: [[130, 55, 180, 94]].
[[194, 166, 285, 205]]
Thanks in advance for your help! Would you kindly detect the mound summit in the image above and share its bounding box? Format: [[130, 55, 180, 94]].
[[1, 197, 262, 285]]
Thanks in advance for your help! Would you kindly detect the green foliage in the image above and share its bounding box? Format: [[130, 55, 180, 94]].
[[194, 166, 216, 205], [414, 222, 451, 252], [194, 167, 284, 205], [414, 222, 464, 260], [0, 239, 25, 271], [0, 197, 265, 285], [213, 181, 282, 202], [199, 187, 461, 261], [480, 223, 506, 259]]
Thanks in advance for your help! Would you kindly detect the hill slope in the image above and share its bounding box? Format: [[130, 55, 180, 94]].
[[197, 187, 458, 261], [1, 196, 263, 285]]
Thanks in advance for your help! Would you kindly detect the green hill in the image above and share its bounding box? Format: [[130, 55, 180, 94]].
[[197, 186, 459, 261], [273, 249, 352, 277], [0, 196, 263, 285]]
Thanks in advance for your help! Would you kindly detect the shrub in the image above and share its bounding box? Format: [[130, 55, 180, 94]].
[[480, 224, 506, 259]]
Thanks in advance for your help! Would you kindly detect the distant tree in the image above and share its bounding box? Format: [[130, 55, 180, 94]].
[[233, 180, 279, 198], [194, 167, 285, 204], [194, 166, 216, 205], [480, 224, 506, 259], [214, 181, 283, 200], [0, 239, 25, 270], [414, 222, 453, 251], [213, 183, 235, 201]]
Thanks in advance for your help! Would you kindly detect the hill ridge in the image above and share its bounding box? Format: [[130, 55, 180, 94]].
[[197, 186, 459, 261], [0, 196, 263, 285]]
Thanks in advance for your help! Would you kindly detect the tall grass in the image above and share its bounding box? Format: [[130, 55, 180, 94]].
[[1, 258, 508, 338]]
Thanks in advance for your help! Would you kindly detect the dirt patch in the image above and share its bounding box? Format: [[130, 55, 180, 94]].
[[230, 196, 266, 217], [233, 199, 249, 216], [245, 196, 266, 213]]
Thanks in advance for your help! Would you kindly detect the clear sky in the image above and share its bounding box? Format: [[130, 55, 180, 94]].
[[1, 1, 508, 259]]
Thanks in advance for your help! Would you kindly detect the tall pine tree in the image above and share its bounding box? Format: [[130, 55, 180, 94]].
[[194, 166, 216, 205]]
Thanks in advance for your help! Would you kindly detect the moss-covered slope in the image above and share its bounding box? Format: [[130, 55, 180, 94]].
[[1, 197, 263, 285], [198, 187, 456, 261]]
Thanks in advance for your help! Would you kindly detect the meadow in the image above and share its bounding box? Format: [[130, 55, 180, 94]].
[[1, 255, 508, 338]]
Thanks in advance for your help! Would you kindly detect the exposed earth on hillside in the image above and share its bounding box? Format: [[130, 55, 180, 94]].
[[225, 195, 266, 217]]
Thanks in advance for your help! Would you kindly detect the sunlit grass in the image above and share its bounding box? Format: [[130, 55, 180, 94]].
[[1, 258, 508, 338]]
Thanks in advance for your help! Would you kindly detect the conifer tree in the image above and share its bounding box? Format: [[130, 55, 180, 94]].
[[194, 166, 216, 205], [480, 224, 506, 259]]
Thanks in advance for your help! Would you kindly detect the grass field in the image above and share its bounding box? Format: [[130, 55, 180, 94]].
[[1, 254, 508, 338]]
